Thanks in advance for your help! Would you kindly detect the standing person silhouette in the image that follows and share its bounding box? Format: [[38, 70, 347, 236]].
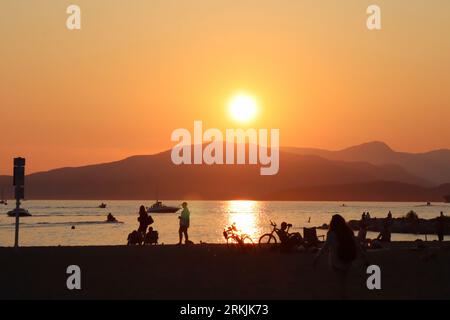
[[437, 211, 446, 242], [138, 205, 153, 236], [313, 214, 368, 299], [177, 202, 190, 245]]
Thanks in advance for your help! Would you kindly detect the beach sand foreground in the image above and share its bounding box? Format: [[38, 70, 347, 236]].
[[1, 243, 450, 299]]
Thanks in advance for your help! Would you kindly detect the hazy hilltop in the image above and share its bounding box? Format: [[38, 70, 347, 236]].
[[282, 141, 450, 185], [0, 142, 449, 201]]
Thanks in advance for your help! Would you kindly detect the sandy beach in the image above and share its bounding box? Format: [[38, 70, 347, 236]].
[[1, 242, 450, 300]]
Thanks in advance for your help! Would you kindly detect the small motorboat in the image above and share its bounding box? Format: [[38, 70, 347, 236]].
[[99, 203, 107, 209], [7, 208, 32, 217], [147, 201, 180, 213]]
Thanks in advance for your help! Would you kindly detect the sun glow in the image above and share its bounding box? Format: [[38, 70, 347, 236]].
[[226, 200, 261, 241], [228, 93, 258, 123]]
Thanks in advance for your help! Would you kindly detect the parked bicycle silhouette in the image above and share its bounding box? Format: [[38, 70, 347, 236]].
[[259, 220, 323, 249], [258, 220, 288, 245], [223, 223, 254, 246]]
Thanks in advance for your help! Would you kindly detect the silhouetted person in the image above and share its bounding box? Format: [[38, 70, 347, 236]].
[[437, 211, 446, 242], [276, 222, 303, 249], [127, 230, 143, 245], [366, 212, 371, 219], [177, 202, 190, 245], [138, 205, 153, 235], [107, 213, 117, 222], [144, 227, 159, 245], [313, 214, 368, 299], [357, 215, 368, 245], [377, 218, 392, 242]]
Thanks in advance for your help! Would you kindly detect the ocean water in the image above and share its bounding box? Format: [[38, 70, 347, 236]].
[[0, 200, 449, 247]]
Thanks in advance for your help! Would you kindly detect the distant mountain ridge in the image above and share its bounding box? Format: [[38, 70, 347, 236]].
[[282, 141, 450, 185], [0, 142, 449, 201]]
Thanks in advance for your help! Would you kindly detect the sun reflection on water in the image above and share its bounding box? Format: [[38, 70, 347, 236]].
[[226, 200, 261, 240]]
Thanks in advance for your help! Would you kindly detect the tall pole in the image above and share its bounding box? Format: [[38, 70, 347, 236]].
[[14, 198, 20, 248], [13, 157, 25, 248]]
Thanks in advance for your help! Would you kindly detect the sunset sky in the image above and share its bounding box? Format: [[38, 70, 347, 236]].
[[1, 0, 450, 174]]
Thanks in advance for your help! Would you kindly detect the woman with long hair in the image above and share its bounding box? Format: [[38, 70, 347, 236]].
[[137, 205, 153, 235], [313, 214, 368, 298]]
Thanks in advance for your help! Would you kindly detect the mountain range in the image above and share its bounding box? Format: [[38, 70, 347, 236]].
[[0, 141, 449, 201], [282, 141, 450, 185]]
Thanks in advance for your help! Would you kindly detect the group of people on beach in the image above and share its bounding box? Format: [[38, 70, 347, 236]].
[[124, 204, 447, 298], [312, 211, 447, 298], [128, 202, 191, 246], [357, 211, 393, 247], [357, 210, 448, 248]]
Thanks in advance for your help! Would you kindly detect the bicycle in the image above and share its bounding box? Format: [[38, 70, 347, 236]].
[[223, 223, 254, 246], [258, 220, 293, 245]]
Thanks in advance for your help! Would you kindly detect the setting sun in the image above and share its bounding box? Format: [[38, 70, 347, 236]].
[[228, 94, 258, 123]]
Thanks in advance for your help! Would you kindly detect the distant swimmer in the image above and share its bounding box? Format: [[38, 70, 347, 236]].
[[106, 213, 118, 223]]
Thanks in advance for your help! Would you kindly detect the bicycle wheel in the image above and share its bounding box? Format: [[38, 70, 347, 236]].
[[258, 234, 277, 246], [227, 236, 240, 246], [241, 235, 254, 245]]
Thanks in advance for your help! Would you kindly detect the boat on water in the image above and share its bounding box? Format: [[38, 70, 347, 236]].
[[7, 208, 32, 217], [99, 203, 107, 208], [147, 201, 180, 213]]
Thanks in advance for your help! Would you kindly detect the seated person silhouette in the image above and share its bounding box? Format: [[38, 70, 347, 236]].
[[144, 227, 159, 245], [376, 219, 392, 242], [276, 222, 303, 249], [127, 230, 143, 245]]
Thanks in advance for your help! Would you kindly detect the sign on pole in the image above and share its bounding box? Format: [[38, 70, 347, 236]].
[[13, 157, 25, 248]]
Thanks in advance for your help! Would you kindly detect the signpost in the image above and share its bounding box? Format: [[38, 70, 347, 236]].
[[13, 157, 25, 248]]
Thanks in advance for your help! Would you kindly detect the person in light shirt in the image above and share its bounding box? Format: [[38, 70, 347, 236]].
[[177, 202, 191, 245]]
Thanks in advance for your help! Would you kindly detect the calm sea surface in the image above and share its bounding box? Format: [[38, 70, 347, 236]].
[[1, 200, 449, 247]]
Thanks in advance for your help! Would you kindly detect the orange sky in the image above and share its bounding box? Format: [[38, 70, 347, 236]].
[[1, 0, 450, 174]]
